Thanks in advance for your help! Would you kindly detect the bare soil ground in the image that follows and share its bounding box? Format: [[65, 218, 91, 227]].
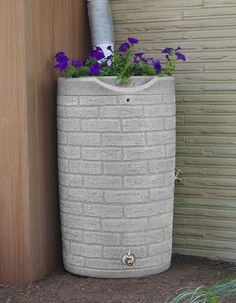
[[1, 255, 236, 303]]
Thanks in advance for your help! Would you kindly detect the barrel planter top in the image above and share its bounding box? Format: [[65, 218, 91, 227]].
[[57, 76, 175, 95], [57, 76, 176, 278]]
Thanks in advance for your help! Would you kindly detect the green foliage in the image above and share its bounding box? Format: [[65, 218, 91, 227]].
[[110, 48, 136, 84], [163, 50, 177, 76], [99, 46, 158, 84], [169, 279, 236, 303], [136, 61, 157, 76], [62, 66, 89, 78]]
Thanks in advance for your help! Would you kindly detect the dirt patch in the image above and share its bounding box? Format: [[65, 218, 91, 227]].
[[1, 255, 236, 303]]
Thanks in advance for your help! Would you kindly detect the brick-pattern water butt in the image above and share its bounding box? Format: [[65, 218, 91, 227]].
[[57, 76, 176, 278]]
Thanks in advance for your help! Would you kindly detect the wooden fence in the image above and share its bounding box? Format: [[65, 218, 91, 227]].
[[0, 0, 90, 283]]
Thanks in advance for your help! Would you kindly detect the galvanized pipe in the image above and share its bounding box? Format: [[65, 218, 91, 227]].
[[87, 0, 114, 57]]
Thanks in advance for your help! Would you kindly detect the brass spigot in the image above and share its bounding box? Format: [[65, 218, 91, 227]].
[[122, 249, 135, 267], [175, 168, 183, 183], [127, 250, 135, 266]]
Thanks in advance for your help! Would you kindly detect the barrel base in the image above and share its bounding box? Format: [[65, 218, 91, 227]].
[[64, 261, 171, 279]]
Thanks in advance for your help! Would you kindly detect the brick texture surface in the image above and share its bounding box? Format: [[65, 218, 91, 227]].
[[110, 0, 236, 261], [58, 76, 175, 278]]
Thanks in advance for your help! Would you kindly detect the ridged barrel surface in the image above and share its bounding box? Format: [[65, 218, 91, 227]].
[[57, 76, 176, 278]]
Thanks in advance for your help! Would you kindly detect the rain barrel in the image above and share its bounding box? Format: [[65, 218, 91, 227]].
[[57, 76, 175, 278]]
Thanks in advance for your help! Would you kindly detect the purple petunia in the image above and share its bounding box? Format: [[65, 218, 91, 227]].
[[162, 47, 173, 55], [119, 42, 130, 53], [54, 62, 68, 70], [152, 60, 162, 72], [128, 37, 139, 44], [106, 55, 113, 61], [55, 52, 68, 62], [133, 52, 146, 64], [89, 47, 105, 60], [105, 54, 113, 64], [72, 60, 83, 67], [55, 51, 65, 57], [54, 52, 69, 70], [176, 52, 186, 61], [89, 62, 102, 75], [95, 46, 103, 52], [162, 46, 186, 61], [107, 45, 113, 52]]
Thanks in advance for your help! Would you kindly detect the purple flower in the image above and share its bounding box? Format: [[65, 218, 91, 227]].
[[104, 54, 113, 66], [162, 47, 173, 55], [89, 62, 102, 75], [55, 52, 68, 62], [152, 60, 162, 72], [54, 52, 69, 70], [106, 55, 113, 61], [107, 45, 113, 52], [119, 42, 130, 53], [72, 60, 83, 67], [89, 48, 105, 60], [162, 46, 186, 61], [176, 52, 186, 61], [55, 51, 65, 57], [133, 52, 146, 64], [105, 54, 113, 62], [53, 62, 68, 71], [95, 46, 103, 52], [128, 37, 139, 44]]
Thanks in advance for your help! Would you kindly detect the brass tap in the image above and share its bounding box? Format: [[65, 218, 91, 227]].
[[126, 250, 135, 266], [122, 249, 135, 267], [175, 168, 183, 183]]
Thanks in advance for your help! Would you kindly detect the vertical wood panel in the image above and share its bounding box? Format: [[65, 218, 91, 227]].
[[0, 0, 90, 283], [0, 0, 30, 283]]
